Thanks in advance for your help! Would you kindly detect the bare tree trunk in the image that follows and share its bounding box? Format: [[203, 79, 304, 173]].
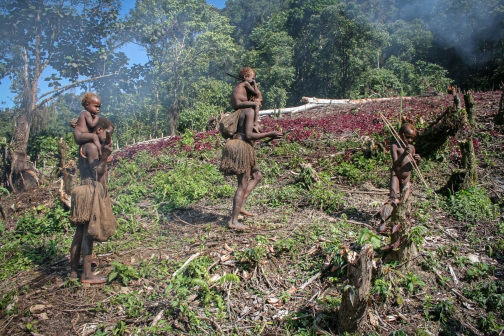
[[463, 91, 476, 127], [338, 244, 374, 333], [1, 139, 7, 188], [7, 115, 39, 193]]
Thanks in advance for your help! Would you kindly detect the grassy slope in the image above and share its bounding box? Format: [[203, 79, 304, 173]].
[[0, 91, 503, 335]]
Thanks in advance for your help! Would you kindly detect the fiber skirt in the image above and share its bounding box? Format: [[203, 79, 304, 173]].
[[220, 139, 257, 175]]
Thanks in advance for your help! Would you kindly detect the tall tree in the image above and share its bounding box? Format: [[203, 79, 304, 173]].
[[244, 13, 295, 110], [221, 0, 288, 48], [124, 0, 238, 135], [0, 0, 126, 192]]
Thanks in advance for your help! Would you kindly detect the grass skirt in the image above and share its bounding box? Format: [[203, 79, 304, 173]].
[[220, 139, 257, 175]]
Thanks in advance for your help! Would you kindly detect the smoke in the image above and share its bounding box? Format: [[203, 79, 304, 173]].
[[396, 0, 504, 64]]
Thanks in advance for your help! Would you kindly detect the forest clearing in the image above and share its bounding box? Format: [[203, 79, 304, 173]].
[[0, 90, 503, 335]]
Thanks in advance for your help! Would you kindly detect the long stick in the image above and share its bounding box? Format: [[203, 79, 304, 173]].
[[379, 114, 433, 197], [226, 72, 242, 81]]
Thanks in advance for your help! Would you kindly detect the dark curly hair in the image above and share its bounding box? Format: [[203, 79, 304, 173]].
[[81, 92, 101, 108]]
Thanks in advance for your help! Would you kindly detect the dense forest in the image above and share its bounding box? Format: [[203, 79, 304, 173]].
[[0, 0, 503, 181]]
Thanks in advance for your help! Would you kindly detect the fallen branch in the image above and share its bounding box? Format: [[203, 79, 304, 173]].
[[299, 272, 322, 291], [172, 252, 200, 277], [172, 212, 193, 225], [197, 316, 223, 334], [151, 310, 164, 327]]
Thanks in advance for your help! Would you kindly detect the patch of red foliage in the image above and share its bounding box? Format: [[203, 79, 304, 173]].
[[110, 92, 501, 165]]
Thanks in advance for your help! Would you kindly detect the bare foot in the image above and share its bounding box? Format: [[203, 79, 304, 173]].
[[81, 274, 107, 284], [228, 221, 250, 231], [239, 209, 255, 217]]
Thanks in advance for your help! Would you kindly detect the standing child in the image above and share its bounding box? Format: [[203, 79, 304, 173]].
[[377, 123, 421, 233], [74, 92, 103, 155], [230, 67, 261, 126]]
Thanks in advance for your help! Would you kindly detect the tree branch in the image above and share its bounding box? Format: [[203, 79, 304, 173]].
[[36, 72, 118, 108]]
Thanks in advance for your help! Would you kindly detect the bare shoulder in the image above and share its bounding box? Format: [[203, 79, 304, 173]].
[[242, 107, 255, 118]]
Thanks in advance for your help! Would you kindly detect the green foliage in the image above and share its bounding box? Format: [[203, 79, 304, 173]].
[[309, 182, 345, 213], [16, 203, 71, 235], [267, 184, 304, 208], [479, 312, 504, 336], [0, 186, 10, 197], [111, 292, 144, 318], [154, 160, 233, 211], [218, 273, 241, 285], [0, 200, 71, 280], [179, 102, 222, 132], [464, 280, 504, 314], [402, 272, 425, 293], [109, 261, 140, 286], [356, 228, 382, 249], [372, 278, 393, 301], [236, 245, 267, 265], [408, 225, 427, 246], [466, 262, 493, 281], [444, 187, 499, 223]]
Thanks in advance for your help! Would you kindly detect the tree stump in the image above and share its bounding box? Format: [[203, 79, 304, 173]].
[[453, 94, 460, 110], [463, 91, 476, 127], [338, 244, 374, 333], [383, 195, 419, 271], [7, 115, 39, 192], [442, 136, 477, 193], [416, 106, 469, 156], [494, 90, 504, 125]]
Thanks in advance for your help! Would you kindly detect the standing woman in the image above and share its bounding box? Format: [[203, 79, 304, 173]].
[[220, 94, 282, 230]]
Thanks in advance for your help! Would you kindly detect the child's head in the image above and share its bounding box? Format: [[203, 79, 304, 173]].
[[239, 67, 255, 81], [81, 92, 101, 112], [399, 123, 416, 144]]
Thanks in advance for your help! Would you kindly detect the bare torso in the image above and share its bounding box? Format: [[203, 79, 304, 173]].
[[391, 142, 415, 181], [75, 111, 94, 134]]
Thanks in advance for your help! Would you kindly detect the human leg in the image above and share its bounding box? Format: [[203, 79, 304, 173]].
[[80, 223, 106, 284], [70, 225, 84, 279], [389, 171, 400, 200], [240, 170, 262, 216], [229, 172, 250, 230], [74, 131, 102, 156]]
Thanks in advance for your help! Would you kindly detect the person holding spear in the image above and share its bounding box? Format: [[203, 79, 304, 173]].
[[377, 122, 422, 233]]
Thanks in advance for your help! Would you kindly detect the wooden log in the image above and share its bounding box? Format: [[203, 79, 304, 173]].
[[338, 244, 374, 333]]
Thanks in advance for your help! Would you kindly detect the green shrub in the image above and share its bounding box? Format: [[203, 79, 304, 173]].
[[309, 183, 345, 213], [154, 160, 232, 211], [444, 187, 499, 223]]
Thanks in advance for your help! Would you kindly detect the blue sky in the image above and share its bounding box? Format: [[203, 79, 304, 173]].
[[0, 0, 227, 108]]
